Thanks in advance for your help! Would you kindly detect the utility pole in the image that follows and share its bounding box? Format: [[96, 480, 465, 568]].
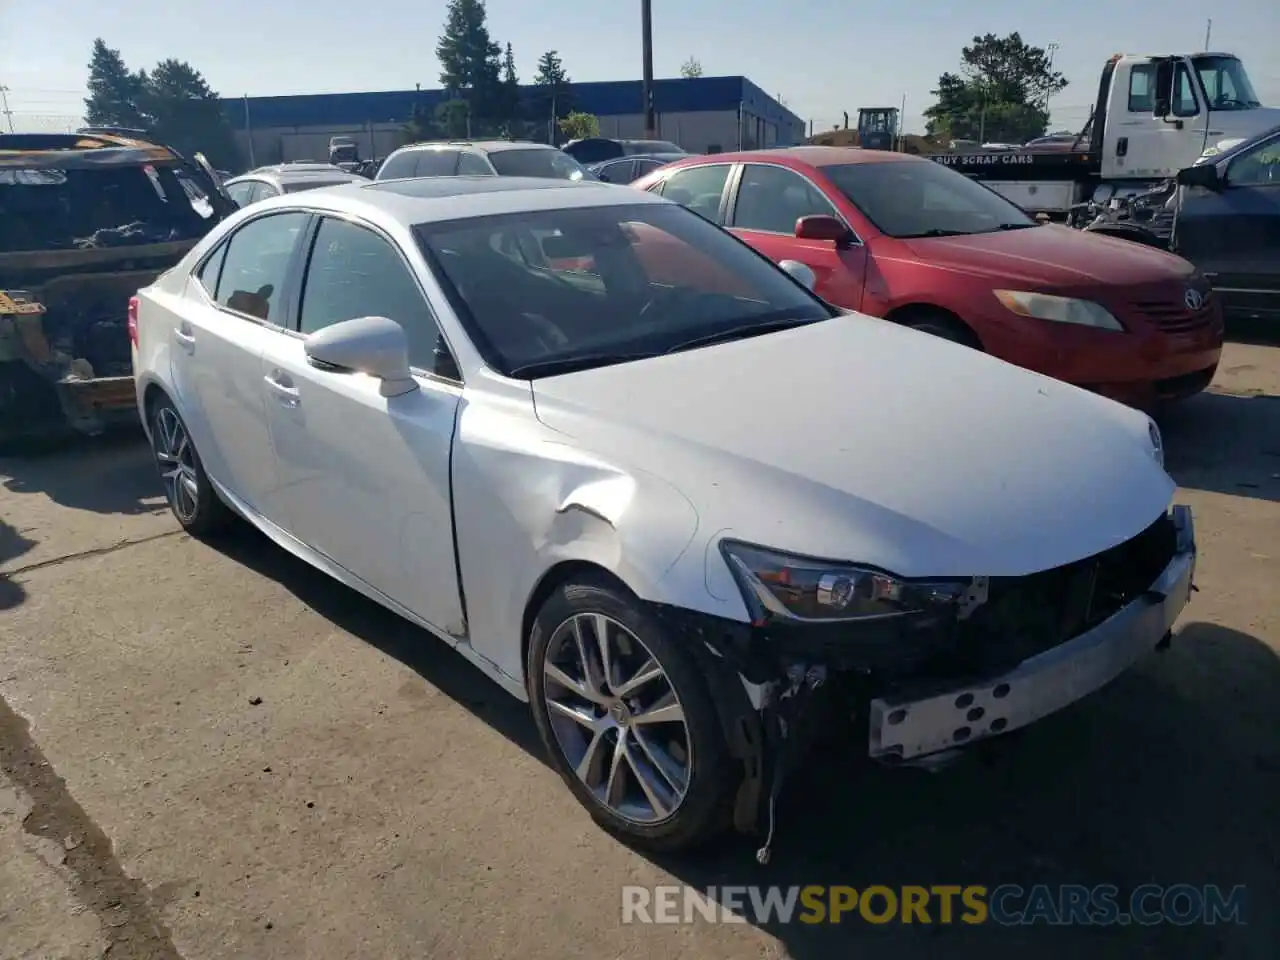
[[1044, 42, 1060, 113], [242, 94, 256, 167], [1203, 18, 1212, 50], [640, 0, 656, 138], [0, 86, 14, 133], [897, 92, 906, 151]]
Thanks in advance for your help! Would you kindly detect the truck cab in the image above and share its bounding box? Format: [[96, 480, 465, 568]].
[[1099, 53, 1279, 180]]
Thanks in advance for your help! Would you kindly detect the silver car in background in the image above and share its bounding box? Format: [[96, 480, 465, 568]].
[[222, 163, 367, 207]]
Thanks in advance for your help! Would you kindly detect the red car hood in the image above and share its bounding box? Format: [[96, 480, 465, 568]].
[[903, 224, 1195, 290]]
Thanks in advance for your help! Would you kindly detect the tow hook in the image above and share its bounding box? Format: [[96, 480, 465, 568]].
[[756, 662, 827, 866]]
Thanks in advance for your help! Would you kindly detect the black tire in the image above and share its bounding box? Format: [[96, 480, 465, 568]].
[[903, 312, 982, 348], [527, 575, 737, 853], [147, 394, 233, 537]]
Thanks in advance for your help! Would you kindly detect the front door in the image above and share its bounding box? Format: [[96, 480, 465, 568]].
[[727, 163, 868, 310], [170, 210, 311, 513], [1176, 132, 1280, 317], [261, 214, 465, 636]]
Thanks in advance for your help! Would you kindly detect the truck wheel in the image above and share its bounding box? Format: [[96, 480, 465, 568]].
[[148, 396, 232, 537], [527, 575, 736, 852]]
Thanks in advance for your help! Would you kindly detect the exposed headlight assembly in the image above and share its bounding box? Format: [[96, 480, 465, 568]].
[[994, 290, 1124, 332], [720, 540, 972, 625]]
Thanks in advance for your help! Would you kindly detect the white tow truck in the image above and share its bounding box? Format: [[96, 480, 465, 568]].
[[931, 52, 1279, 216]]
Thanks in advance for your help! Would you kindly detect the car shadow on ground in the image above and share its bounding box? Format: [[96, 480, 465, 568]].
[[0, 519, 36, 609], [0, 425, 167, 517], [1159, 390, 1280, 503], [647, 621, 1279, 960], [210, 525, 545, 758], [212, 523, 1278, 958]]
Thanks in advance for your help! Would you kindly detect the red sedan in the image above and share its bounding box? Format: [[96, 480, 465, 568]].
[[630, 146, 1224, 407]]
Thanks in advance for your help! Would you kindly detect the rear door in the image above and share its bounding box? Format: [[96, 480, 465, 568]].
[[726, 163, 869, 310], [169, 211, 311, 515]]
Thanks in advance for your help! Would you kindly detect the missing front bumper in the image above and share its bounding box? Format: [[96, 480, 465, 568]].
[[868, 505, 1197, 762]]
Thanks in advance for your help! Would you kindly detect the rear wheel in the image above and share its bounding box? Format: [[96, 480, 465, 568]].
[[148, 396, 232, 537], [527, 576, 736, 852]]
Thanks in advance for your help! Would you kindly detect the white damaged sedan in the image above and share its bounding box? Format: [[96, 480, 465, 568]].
[[131, 175, 1196, 855]]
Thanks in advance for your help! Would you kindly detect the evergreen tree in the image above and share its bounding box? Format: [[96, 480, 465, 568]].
[[436, 0, 502, 125], [140, 59, 241, 169], [84, 38, 146, 129], [497, 42, 522, 135], [532, 50, 572, 142]]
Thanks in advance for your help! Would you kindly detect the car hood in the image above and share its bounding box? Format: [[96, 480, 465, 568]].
[[530, 315, 1173, 579], [902, 224, 1194, 289]]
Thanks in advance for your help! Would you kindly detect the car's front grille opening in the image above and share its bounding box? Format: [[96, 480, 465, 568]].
[[1132, 293, 1217, 333], [946, 511, 1178, 678]]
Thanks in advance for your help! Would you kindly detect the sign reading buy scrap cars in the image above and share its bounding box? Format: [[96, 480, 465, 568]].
[[931, 153, 1037, 167]]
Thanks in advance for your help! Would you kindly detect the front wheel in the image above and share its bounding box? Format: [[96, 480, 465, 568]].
[[148, 396, 232, 537], [527, 577, 737, 852]]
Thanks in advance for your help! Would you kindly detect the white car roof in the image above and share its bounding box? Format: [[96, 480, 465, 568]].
[[256, 175, 669, 225]]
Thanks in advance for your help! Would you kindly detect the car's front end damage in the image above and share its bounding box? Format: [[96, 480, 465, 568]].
[[652, 504, 1196, 862]]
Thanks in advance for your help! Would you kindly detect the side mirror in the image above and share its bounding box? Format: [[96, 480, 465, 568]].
[[1152, 60, 1176, 118], [1176, 163, 1223, 191], [304, 316, 419, 397], [778, 259, 817, 291], [794, 214, 850, 244]]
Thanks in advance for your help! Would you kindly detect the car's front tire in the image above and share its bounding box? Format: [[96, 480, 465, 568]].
[[148, 396, 232, 537], [527, 575, 737, 852]]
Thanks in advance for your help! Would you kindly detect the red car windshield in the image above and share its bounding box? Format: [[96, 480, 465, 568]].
[[821, 161, 1038, 239]]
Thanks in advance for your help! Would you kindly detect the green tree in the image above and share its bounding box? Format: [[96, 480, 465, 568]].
[[404, 100, 438, 142], [84, 38, 147, 129], [924, 33, 1067, 144], [532, 50, 571, 142], [680, 57, 703, 79], [557, 111, 599, 140], [436, 0, 502, 126], [435, 99, 471, 138], [496, 42, 522, 135], [140, 59, 241, 169]]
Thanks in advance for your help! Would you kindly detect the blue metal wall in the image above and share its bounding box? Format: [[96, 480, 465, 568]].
[[223, 75, 804, 135]]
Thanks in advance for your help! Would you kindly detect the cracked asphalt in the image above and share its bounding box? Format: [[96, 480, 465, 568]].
[[1, 338, 1278, 960]]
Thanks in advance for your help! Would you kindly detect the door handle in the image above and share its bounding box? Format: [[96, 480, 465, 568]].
[[174, 326, 196, 352], [263, 372, 301, 408]]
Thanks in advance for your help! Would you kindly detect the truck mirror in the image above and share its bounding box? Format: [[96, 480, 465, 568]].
[[1152, 60, 1176, 118]]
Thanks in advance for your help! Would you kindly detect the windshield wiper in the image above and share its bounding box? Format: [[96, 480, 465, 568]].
[[665, 317, 818, 354], [508, 351, 658, 378], [897, 228, 971, 238]]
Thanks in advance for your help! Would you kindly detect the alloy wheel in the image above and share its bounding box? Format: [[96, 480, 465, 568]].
[[542, 612, 691, 823], [152, 407, 199, 523]]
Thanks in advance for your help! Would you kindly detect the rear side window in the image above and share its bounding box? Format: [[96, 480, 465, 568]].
[[0, 163, 218, 254], [457, 152, 492, 175], [225, 181, 255, 207], [214, 212, 310, 322], [414, 150, 461, 177], [196, 242, 228, 294], [658, 165, 731, 223], [377, 151, 421, 180]]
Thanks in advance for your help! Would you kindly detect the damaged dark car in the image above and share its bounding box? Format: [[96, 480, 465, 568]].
[[0, 132, 236, 444]]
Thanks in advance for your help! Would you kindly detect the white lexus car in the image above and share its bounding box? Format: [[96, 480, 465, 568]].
[[129, 175, 1197, 856]]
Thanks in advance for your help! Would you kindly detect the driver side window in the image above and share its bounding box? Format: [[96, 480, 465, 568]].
[[1228, 137, 1280, 187], [214, 212, 310, 322]]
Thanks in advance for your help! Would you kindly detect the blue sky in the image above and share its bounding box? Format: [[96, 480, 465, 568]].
[[2, 0, 1277, 135]]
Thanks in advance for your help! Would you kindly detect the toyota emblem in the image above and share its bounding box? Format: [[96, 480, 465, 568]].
[[1184, 288, 1204, 311]]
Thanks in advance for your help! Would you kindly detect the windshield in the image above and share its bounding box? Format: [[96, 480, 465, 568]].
[[489, 148, 587, 181], [1193, 56, 1262, 110], [624, 140, 684, 155], [0, 162, 221, 254], [821, 160, 1036, 238], [415, 202, 832, 377]]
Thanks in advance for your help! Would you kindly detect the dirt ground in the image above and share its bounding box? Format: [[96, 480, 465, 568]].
[[1, 336, 1277, 960]]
